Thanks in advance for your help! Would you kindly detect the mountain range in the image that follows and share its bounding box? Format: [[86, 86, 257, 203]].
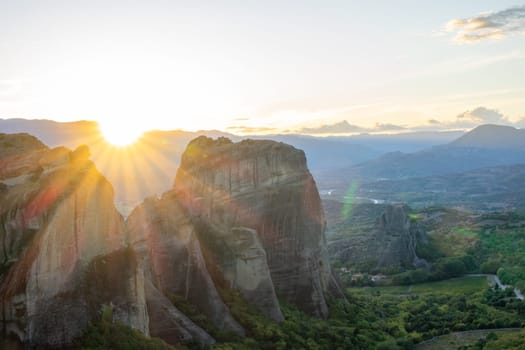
[[316, 124, 525, 211], [0, 118, 464, 213], [2, 119, 524, 212]]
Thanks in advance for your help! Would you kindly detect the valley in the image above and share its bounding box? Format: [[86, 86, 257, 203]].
[[2, 1, 524, 348]]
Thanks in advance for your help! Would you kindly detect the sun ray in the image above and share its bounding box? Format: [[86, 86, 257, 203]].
[[99, 121, 145, 147]]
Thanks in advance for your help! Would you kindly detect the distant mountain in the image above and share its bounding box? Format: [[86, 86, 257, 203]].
[[316, 124, 525, 204], [347, 146, 525, 180], [342, 130, 464, 153], [451, 124, 525, 149], [0, 119, 381, 209], [0, 119, 488, 210], [0, 118, 101, 148], [353, 124, 524, 178]]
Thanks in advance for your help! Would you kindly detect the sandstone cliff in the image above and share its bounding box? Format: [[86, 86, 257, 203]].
[[0, 134, 147, 348], [0, 134, 333, 348], [328, 203, 427, 272], [174, 136, 331, 318], [128, 136, 332, 327], [126, 193, 242, 340]]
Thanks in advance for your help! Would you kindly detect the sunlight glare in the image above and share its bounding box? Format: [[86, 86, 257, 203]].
[[99, 121, 145, 146]]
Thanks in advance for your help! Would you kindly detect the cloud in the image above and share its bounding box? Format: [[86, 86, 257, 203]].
[[445, 5, 525, 42], [373, 123, 406, 131], [299, 120, 366, 134], [226, 125, 279, 134], [418, 107, 524, 131], [229, 107, 522, 136], [454, 106, 509, 127], [297, 120, 406, 134]]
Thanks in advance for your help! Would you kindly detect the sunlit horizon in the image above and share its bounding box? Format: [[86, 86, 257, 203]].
[[1, 1, 524, 135]]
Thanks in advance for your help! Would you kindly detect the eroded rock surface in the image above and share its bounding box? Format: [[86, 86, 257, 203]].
[[0, 134, 334, 348], [127, 194, 244, 337], [174, 136, 331, 318], [328, 203, 427, 271], [0, 134, 146, 348]]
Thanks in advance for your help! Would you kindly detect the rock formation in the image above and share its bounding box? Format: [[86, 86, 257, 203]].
[[372, 205, 423, 269], [0, 134, 147, 348], [127, 193, 243, 339], [0, 133, 333, 348], [328, 203, 427, 272], [174, 136, 331, 318], [128, 136, 332, 323]]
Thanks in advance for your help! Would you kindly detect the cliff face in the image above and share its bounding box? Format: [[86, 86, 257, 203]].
[[372, 205, 420, 269], [126, 193, 241, 341], [328, 203, 427, 272], [0, 134, 147, 348], [0, 134, 333, 348], [174, 136, 331, 317], [127, 136, 331, 328]]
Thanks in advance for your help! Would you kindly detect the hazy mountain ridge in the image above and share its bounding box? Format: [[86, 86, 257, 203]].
[[451, 124, 525, 149], [0, 118, 464, 209], [316, 125, 525, 209], [348, 123, 525, 180]]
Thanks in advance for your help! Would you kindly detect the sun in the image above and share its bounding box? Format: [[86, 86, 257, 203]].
[[99, 121, 145, 147]]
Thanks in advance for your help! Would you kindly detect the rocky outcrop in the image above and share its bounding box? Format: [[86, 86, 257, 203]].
[[127, 194, 243, 338], [328, 203, 427, 272], [127, 136, 332, 325], [174, 136, 331, 318], [372, 205, 422, 269], [0, 133, 334, 348], [0, 135, 147, 348]]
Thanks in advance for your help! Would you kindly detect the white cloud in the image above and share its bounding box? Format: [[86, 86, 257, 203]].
[[373, 123, 406, 131], [453, 106, 509, 127], [299, 120, 366, 134], [297, 120, 406, 135], [445, 5, 525, 43]]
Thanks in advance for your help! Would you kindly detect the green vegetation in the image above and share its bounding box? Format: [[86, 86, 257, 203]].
[[402, 209, 525, 289], [182, 287, 409, 349], [390, 255, 477, 285], [349, 278, 525, 349], [61, 274, 525, 350], [353, 276, 487, 296], [415, 329, 520, 350], [460, 328, 525, 349], [204, 293, 417, 350], [173, 275, 524, 350], [75, 305, 180, 350]]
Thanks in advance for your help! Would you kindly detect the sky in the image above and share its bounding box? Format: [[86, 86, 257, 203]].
[[1, 0, 525, 135]]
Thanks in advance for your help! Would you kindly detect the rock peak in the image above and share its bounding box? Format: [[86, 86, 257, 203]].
[[173, 136, 331, 318]]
